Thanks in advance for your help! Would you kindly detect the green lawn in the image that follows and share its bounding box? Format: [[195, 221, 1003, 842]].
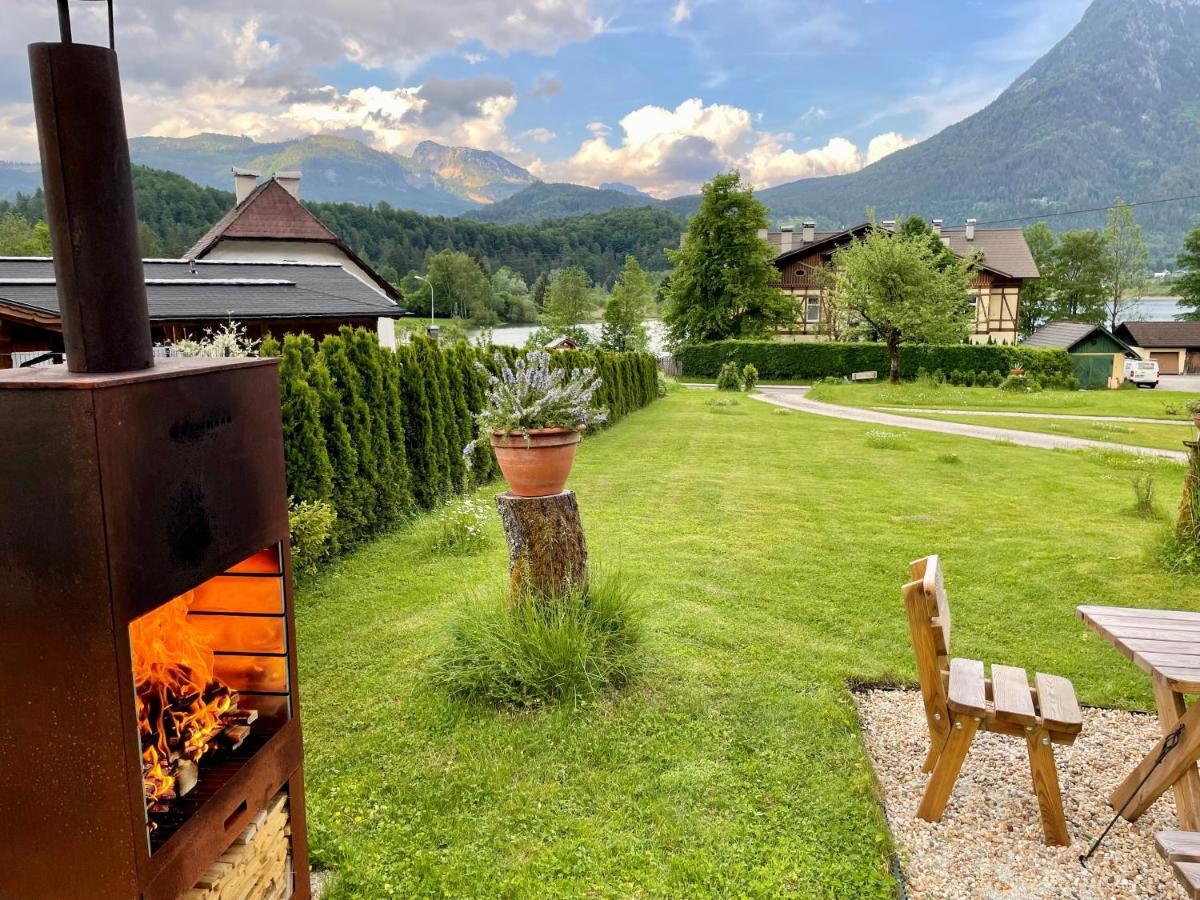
[[296, 390, 1200, 897], [808, 381, 1200, 419], [883, 410, 1192, 452]]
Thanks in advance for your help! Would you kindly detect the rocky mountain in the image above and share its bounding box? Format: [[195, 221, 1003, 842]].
[[463, 181, 665, 224], [409, 140, 535, 204], [706, 0, 1200, 265], [1, 133, 537, 216], [599, 182, 655, 199]]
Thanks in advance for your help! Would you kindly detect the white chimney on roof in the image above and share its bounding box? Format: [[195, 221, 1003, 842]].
[[275, 171, 302, 200], [932, 218, 943, 236], [965, 218, 977, 241], [780, 224, 794, 252], [882, 219, 896, 231], [232, 166, 260, 205], [802, 221, 815, 243]]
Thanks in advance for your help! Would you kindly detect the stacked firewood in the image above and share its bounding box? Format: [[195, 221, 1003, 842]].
[[182, 793, 292, 900]]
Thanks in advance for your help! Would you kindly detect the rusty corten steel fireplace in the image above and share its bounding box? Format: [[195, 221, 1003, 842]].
[[0, 4, 310, 898]]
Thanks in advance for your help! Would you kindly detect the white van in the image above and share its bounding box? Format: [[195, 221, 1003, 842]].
[[1124, 357, 1160, 388]]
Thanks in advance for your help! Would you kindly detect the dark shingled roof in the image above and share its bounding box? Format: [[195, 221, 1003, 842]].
[[768, 223, 1039, 279], [0, 258, 403, 323], [1022, 320, 1136, 355], [1115, 321, 1200, 349]]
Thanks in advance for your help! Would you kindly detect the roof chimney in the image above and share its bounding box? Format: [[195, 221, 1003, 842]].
[[233, 166, 260, 205], [932, 218, 943, 236], [965, 218, 977, 241], [275, 170, 301, 200], [882, 220, 896, 231], [780, 224, 794, 252], [802, 221, 815, 243]]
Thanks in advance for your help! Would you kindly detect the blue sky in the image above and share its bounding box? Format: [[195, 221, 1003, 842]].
[[0, 0, 1093, 196]]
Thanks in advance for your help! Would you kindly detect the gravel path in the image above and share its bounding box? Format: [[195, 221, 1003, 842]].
[[856, 689, 1184, 899], [874, 407, 1192, 426], [750, 387, 1187, 463]]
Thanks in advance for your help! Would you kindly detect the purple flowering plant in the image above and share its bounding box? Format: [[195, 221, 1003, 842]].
[[463, 351, 607, 460]]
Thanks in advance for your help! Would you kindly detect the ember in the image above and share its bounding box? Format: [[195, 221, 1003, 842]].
[[130, 593, 254, 818]]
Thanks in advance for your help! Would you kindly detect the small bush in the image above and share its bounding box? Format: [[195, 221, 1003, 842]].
[[431, 496, 490, 555], [1185, 400, 1200, 416], [742, 363, 759, 391], [1165, 401, 1184, 417], [289, 498, 337, 574], [431, 574, 642, 709], [716, 362, 744, 391], [864, 429, 911, 450], [932, 369, 946, 385], [1132, 475, 1156, 519], [1158, 526, 1200, 574], [989, 370, 1003, 387], [656, 370, 681, 397], [936, 453, 961, 464]]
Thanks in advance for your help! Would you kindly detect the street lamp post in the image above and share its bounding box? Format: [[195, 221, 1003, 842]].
[[415, 274, 438, 339]]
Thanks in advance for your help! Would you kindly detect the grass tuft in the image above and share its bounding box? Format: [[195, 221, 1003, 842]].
[[935, 452, 961, 464], [864, 429, 911, 450], [431, 574, 642, 709]]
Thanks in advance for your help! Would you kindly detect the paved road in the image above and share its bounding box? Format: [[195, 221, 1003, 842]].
[[1159, 375, 1200, 393], [873, 407, 1191, 426], [750, 386, 1187, 462]]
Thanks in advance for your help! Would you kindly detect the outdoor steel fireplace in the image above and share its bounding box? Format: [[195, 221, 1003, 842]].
[[0, 3, 310, 898]]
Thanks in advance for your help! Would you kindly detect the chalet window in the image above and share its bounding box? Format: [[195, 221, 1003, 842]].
[[805, 296, 821, 323]]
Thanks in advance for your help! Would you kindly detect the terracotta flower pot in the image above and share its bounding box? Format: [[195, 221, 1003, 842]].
[[491, 428, 582, 497], [1193, 413, 1200, 429]]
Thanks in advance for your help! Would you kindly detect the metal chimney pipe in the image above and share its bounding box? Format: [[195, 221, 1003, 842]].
[[28, 2, 152, 373]]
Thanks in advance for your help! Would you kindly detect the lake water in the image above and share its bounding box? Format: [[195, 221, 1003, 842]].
[[1124, 296, 1185, 321], [469, 320, 668, 353]]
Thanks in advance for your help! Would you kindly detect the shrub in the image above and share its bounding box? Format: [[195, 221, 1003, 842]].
[[675, 340, 1073, 382], [431, 574, 641, 709], [716, 362, 744, 391], [1185, 400, 1200, 416], [1000, 374, 1029, 392], [864, 430, 911, 450], [430, 496, 491, 555], [933, 368, 945, 385], [171, 320, 259, 358], [989, 370, 1003, 387], [742, 363, 759, 391], [1132, 474, 1156, 519], [289, 498, 337, 574], [1158, 526, 1200, 575]]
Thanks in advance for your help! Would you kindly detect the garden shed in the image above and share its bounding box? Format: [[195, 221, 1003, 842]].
[[1021, 321, 1140, 389]]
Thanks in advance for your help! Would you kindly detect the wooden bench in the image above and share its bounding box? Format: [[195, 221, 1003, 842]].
[[851, 370, 878, 381], [1157, 831, 1200, 898], [903, 555, 1083, 845]]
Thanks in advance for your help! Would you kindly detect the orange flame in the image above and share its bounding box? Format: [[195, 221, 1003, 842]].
[[130, 591, 232, 805]]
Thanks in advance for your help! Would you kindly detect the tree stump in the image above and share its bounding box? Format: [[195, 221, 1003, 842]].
[[495, 490, 588, 599], [1179, 440, 1200, 537]]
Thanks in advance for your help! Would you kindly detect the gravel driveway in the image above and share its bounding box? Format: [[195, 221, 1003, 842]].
[[749, 386, 1187, 463], [1158, 375, 1200, 393]]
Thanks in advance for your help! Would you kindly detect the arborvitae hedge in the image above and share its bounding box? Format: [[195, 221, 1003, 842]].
[[270, 330, 658, 552], [675, 340, 1074, 382]]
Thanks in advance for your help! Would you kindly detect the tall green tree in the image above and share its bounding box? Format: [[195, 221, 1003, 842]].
[[1102, 198, 1149, 330], [1020, 221, 1057, 335], [421, 249, 497, 325], [491, 267, 536, 322], [318, 332, 380, 536], [828, 223, 974, 382], [1175, 225, 1200, 321], [0, 212, 51, 255], [1046, 230, 1108, 324], [531, 273, 550, 309], [540, 266, 594, 345], [601, 255, 652, 352], [664, 171, 793, 344], [394, 342, 443, 509], [277, 335, 334, 504]]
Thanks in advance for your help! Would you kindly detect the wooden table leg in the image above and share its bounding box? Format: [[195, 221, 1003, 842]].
[[1110, 681, 1200, 824], [1154, 674, 1200, 830]]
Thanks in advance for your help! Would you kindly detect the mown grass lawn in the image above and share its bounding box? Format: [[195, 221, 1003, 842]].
[[808, 381, 1200, 419], [883, 410, 1192, 452], [296, 389, 1200, 898]]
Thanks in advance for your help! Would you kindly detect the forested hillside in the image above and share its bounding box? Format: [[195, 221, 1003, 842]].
[[0, 166, 682, 287], [463, 182, 665, 224]]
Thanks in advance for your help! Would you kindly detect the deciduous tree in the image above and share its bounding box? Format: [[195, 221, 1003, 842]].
[[1101, 198, 1149, 330], [1173, 225, 1200, 321], [601, 255, 651, 352]]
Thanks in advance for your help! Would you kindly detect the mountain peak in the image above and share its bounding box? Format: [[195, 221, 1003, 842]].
[[409, 140, 534, 204]]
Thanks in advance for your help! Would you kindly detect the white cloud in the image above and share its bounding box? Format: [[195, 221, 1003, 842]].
[[521, 127, 558, 144], [670, 0, 692, 24], [866, 131, 918, 164], [800, 106, 829, 123], [537, 98, 916, 198]]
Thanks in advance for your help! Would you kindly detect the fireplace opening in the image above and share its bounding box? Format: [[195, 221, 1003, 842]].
[[129, 544, 292, 851]]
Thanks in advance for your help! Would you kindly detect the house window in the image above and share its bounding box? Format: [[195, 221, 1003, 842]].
[[805, 296, 821, 324]]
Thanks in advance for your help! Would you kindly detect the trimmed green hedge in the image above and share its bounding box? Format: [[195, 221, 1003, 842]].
[[263, 328, 657, 554], [675, 340, 1074, 382]]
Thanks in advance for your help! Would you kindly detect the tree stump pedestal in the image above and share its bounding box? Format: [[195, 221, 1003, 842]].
[[495, 490, 588, 599]]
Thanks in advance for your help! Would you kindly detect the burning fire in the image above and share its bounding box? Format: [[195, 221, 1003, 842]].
[[130, 592, 233, 807]]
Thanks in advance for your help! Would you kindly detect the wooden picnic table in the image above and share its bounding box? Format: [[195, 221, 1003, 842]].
[[1078, 605, 1200, 830]]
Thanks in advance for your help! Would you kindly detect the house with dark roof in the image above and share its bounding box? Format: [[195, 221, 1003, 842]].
[[766, 219, 1039, 346], [0, 168, 411, 368], [1112, 321, 1200, 375], [0, 258, 405, 369], [1022, 321, 1140, 389]]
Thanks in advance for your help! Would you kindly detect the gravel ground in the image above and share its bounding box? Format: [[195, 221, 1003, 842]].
[[855, 689, 1186, 899]]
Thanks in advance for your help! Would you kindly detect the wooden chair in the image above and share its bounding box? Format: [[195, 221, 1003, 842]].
[[902, 555, 1083, 846]]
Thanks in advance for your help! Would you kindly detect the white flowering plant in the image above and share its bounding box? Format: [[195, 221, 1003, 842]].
[[464, 351, 607, 458], [431, 496, 491, 555]]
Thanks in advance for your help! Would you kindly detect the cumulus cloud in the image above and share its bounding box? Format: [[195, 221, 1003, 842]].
[[670, 1, 692, 24], [537, 98, 917, 198], [521, 127, 558, 144]]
